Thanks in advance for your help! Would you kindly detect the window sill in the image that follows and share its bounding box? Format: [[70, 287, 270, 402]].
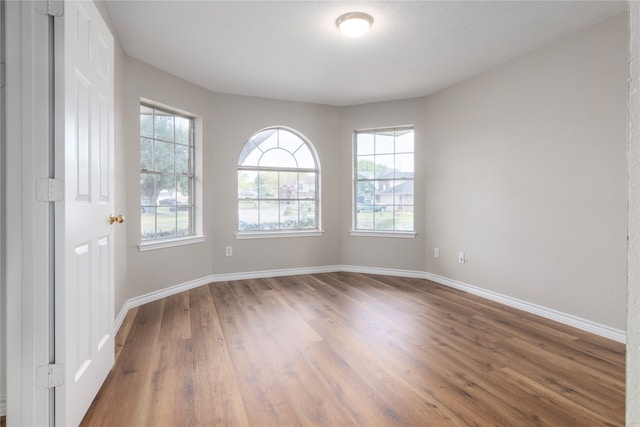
[[236, 230, 324, 240], [349, 230, 416, 239], [138, 235, 206, 252]]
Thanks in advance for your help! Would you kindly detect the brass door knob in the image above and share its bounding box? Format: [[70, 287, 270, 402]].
[[109, 214, 125, 224]]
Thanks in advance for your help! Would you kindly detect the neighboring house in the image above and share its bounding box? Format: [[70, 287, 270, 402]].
[[378, 180, 414, 209]]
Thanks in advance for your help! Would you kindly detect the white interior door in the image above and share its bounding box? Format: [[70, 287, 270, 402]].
[[55, 1, 116, 425]]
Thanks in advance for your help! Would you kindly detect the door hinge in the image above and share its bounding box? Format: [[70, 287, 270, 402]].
[[36, 0, 64, 17], [36, 178, 64, 202], [36, 363, 65, 389]]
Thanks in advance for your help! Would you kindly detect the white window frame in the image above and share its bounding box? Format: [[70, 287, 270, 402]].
[[138, 100, 204, 251], [236, 126, 323, 239], [350, 126, 416, 238]]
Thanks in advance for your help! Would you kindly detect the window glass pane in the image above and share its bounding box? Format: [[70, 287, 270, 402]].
[[356, 210, 373, 229], [278, 129, 303, 153], [300, 202, 316, 229], [177, 207, 192, 236], [393, 180, 413, 201], [356, 181, 375, 204], [259, 201, 279, 230], [156, 207, 177, 238], [374, 183, 388, 203], [154, 112, 174, 142], [374, 154, 394, 179], [356, 156, 375, 179], [140, 112, 154, 138], [175, 144, 190, 175], [279, 172, 298, 199], [357, 132, 374, 155], [154, 140, 175, 173], [375, 130, 395, 154], [175, 116, 190, 145], [140, 138, 153, 171], [294, 145, 315, 169], [140, 173, 156, 240], [250, 128, 276, 147], [396, 130, 414, 153], [238, 170, 258, 198], [255, 131, 278, 152], [281, 201, 299, 229], [157, 176, 177, 205], [395, 153, 414, 178], [299, 172, 316, 199], [177, 176, 191, 205], [239, 200, 259, 231], [239, 140, 260, 166], [260, 148, 297, 168], [395, 206, 413, 230], [141, 201, 156, 241], [140, 173, 156, 207], [374, 210, 394, 230], [258, 171, 278, 199]]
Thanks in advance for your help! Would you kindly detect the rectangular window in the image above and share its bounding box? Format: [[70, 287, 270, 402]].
[[353, 127, 414, 233], [140, 103, 195, 242]]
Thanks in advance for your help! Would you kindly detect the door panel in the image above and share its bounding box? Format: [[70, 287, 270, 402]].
[[56, 1, 115, 425]]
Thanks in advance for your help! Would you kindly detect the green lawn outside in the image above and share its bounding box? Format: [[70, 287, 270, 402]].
[[141, 210, 191, 238], [356, 210, 414, 230]]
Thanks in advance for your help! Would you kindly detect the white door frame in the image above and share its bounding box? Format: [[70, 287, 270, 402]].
[[5, 1, 54, 425]]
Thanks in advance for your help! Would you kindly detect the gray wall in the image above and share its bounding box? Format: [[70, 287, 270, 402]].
[[117, 13, 627, 333], [423, 14, 627, 329]]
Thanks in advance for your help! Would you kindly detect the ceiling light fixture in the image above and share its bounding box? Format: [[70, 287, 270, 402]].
[[336, 12, 373, 38]]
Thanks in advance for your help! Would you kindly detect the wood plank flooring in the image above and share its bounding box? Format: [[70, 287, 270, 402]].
[[81, 272, 625, 426]]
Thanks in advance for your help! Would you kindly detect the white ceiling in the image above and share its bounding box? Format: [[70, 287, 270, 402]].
[[105, 1, 626, 107]]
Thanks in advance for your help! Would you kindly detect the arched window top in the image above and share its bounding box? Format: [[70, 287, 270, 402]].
[[239, 127, 318, 170]]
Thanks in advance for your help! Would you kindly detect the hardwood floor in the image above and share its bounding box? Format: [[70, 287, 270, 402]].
[[81, 272, 625, 426]]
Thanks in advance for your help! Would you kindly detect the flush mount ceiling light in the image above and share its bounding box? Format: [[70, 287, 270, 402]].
[[336, 12, 374, 38]]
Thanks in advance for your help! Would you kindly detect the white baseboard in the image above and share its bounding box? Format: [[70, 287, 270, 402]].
[[340, 265, 426, 279], [422, 271, 626, 343], [1, 394, 5, 416], [114, 265, 626, 344], [114, 265, 342, 333]]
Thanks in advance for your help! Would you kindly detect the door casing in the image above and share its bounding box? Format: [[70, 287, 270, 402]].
[[5, 1, 54, 425]]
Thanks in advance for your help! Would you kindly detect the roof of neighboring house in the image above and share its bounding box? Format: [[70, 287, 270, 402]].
[[381, 180, 414, 194]]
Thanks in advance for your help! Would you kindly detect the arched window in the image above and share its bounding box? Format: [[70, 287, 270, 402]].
[[238, 127, 320, 233]]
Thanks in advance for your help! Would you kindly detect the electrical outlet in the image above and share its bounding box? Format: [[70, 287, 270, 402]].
[[225, 246, 233, 257], [458, 252, 465, 264], [434, 247, 440, 258]]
